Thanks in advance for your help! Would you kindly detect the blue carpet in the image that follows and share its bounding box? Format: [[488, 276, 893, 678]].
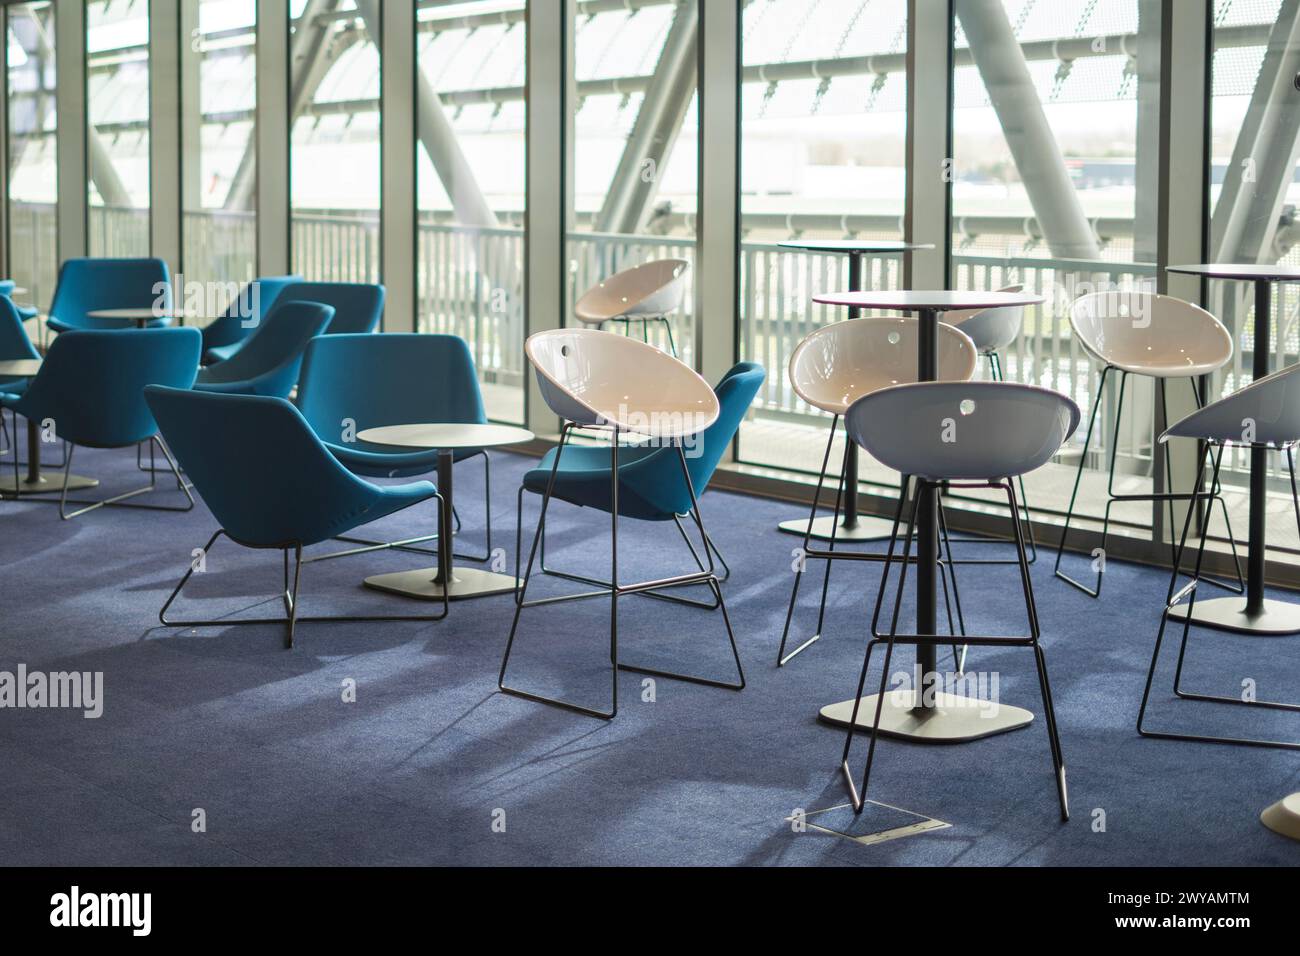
[[1, 440, 1299, 866]]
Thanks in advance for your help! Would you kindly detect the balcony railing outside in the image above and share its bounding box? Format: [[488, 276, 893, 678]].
[[14, 202, 1297, 496]]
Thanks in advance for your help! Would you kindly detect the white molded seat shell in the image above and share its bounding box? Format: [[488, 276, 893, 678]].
[[574, 259, 690, 324], [788, 316, 979, 415], [845, 381, 1081, 481], [1163, 363, 1300, 448], [1069, 292, 1233, 378], [526, 328, 719, 438], [946, 284, 1025, 353]]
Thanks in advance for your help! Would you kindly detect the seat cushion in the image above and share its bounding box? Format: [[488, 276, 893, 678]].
[[522, 443, 668, 520]]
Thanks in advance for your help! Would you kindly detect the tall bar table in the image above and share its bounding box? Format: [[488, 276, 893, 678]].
[[1167, 264, 1300, 635], [810, 290, 1044, 741], [0, 358, 99, 496], [775, 240, 934, 543]]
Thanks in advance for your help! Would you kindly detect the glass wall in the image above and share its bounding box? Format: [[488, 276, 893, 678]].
[[5, 0, 57, 311], [181, 0, 257, 302], [86, 0, 150, 257], [1207, 0, 1300, 555], [417, 0, 527, 424], [735, 0, 908, 474], [288, 0, 379, 283], [565, 0, 699, 366], [951, 0, 1161, 533]]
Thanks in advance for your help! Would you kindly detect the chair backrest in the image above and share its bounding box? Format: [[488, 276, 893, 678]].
[[144, 386, 384, 549], [16, 327, 200, 447], [574, 259, 690, 322], [47, 257, 172, 330], [0, 295, 39, 362], [526, 327, 719, 437], [624, 362, 766, 517], [946, 283, 1026, 353], [196, 301, 335, 394], [296, 333, 487, 443], [1069, 291, 1232, 373], [275, 281, 384, 335], [845, 380, 1080, 481], [1164, 362, 1300, 448], [789, 316, 978, 415], [199, 274, 302, 352]]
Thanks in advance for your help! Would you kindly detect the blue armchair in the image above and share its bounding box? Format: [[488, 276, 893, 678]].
[[145, 386, 449, 647], [295, 332, 492, 560], [0, 296, 40, 455], [275, 281, 384, 335], [2, 327, 200, 518], [200, 274, 301, 365], [194, 301, 334, 398], [0, 280, 39, 323], [45, 257, 173, 333]]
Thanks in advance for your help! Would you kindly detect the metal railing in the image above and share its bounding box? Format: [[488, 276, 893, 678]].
[[12, 201, 1295, 494]]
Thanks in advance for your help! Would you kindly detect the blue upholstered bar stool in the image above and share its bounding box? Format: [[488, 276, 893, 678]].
[[499, 329, 754, 719], [839, 380, 1080, 821], [1138, 363, 1300, 752], [146, 386, 449, 648]]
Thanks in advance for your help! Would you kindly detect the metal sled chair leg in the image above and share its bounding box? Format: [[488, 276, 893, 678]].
[[837, 380, 1078, 822], [160, 527, 449, 650], [1138, 438, 1300, 751], [51, 437, 194, 520], [499, 423, 745, 719]]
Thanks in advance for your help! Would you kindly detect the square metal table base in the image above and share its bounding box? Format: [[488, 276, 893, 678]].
[[1168, 597, 1300, 636], [363, 566, 519, 601], [819, 691, 1034, 742], [777, 514, 895, 542], [0, 472, 99, 495], [793, 802, 951, 847]]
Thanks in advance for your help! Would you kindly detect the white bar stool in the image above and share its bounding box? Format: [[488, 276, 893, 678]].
[[776, 316, 978, 667], [839, 380, 1080, 822], [1056, 291, 1244, 598], [573, 259, 690, 356]]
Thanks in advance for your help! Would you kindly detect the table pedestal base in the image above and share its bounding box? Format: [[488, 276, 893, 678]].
[[1168, 596, 1300, 636], [819, 691, 1034, 742], [0, 472, 99, 495], [778, 514, 894, 542], [1261, 793, 1300, 841], [363, 566, 518, 601]]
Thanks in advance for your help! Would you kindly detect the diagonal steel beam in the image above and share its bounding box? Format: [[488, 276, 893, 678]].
[[1210, 0, 1300, 262], [956, 0, 1100, 259], [593, 2, 697, 234]]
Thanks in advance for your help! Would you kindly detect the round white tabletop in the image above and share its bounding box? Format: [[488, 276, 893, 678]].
[[0, 358, 41, 377], [1167, 263, 1300, 282], [812, 290, 1044, 311], [360, 421, 534, 604], [777, 239, 935, 254], [358, 422, 535, 450], [86, 308, 194, 327]]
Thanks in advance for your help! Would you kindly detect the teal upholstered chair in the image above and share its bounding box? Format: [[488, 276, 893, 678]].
[[2, 327, 200, 518], [199, 275, 301, 365], [145, 386, 450, 647], [195, 301, 334, 398], [45, 257, 173, 333]]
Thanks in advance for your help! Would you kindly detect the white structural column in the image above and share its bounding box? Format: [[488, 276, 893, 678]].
[[55, 0, 87, 262], [696, 0, 738, 395], [150, 0, 182, 271], [370, 0, 415, 333], [525, 1, 570, 438], [1158, 0, 1209, 545], [905, 0, 952, 289], [257, 0, 289, 277]]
